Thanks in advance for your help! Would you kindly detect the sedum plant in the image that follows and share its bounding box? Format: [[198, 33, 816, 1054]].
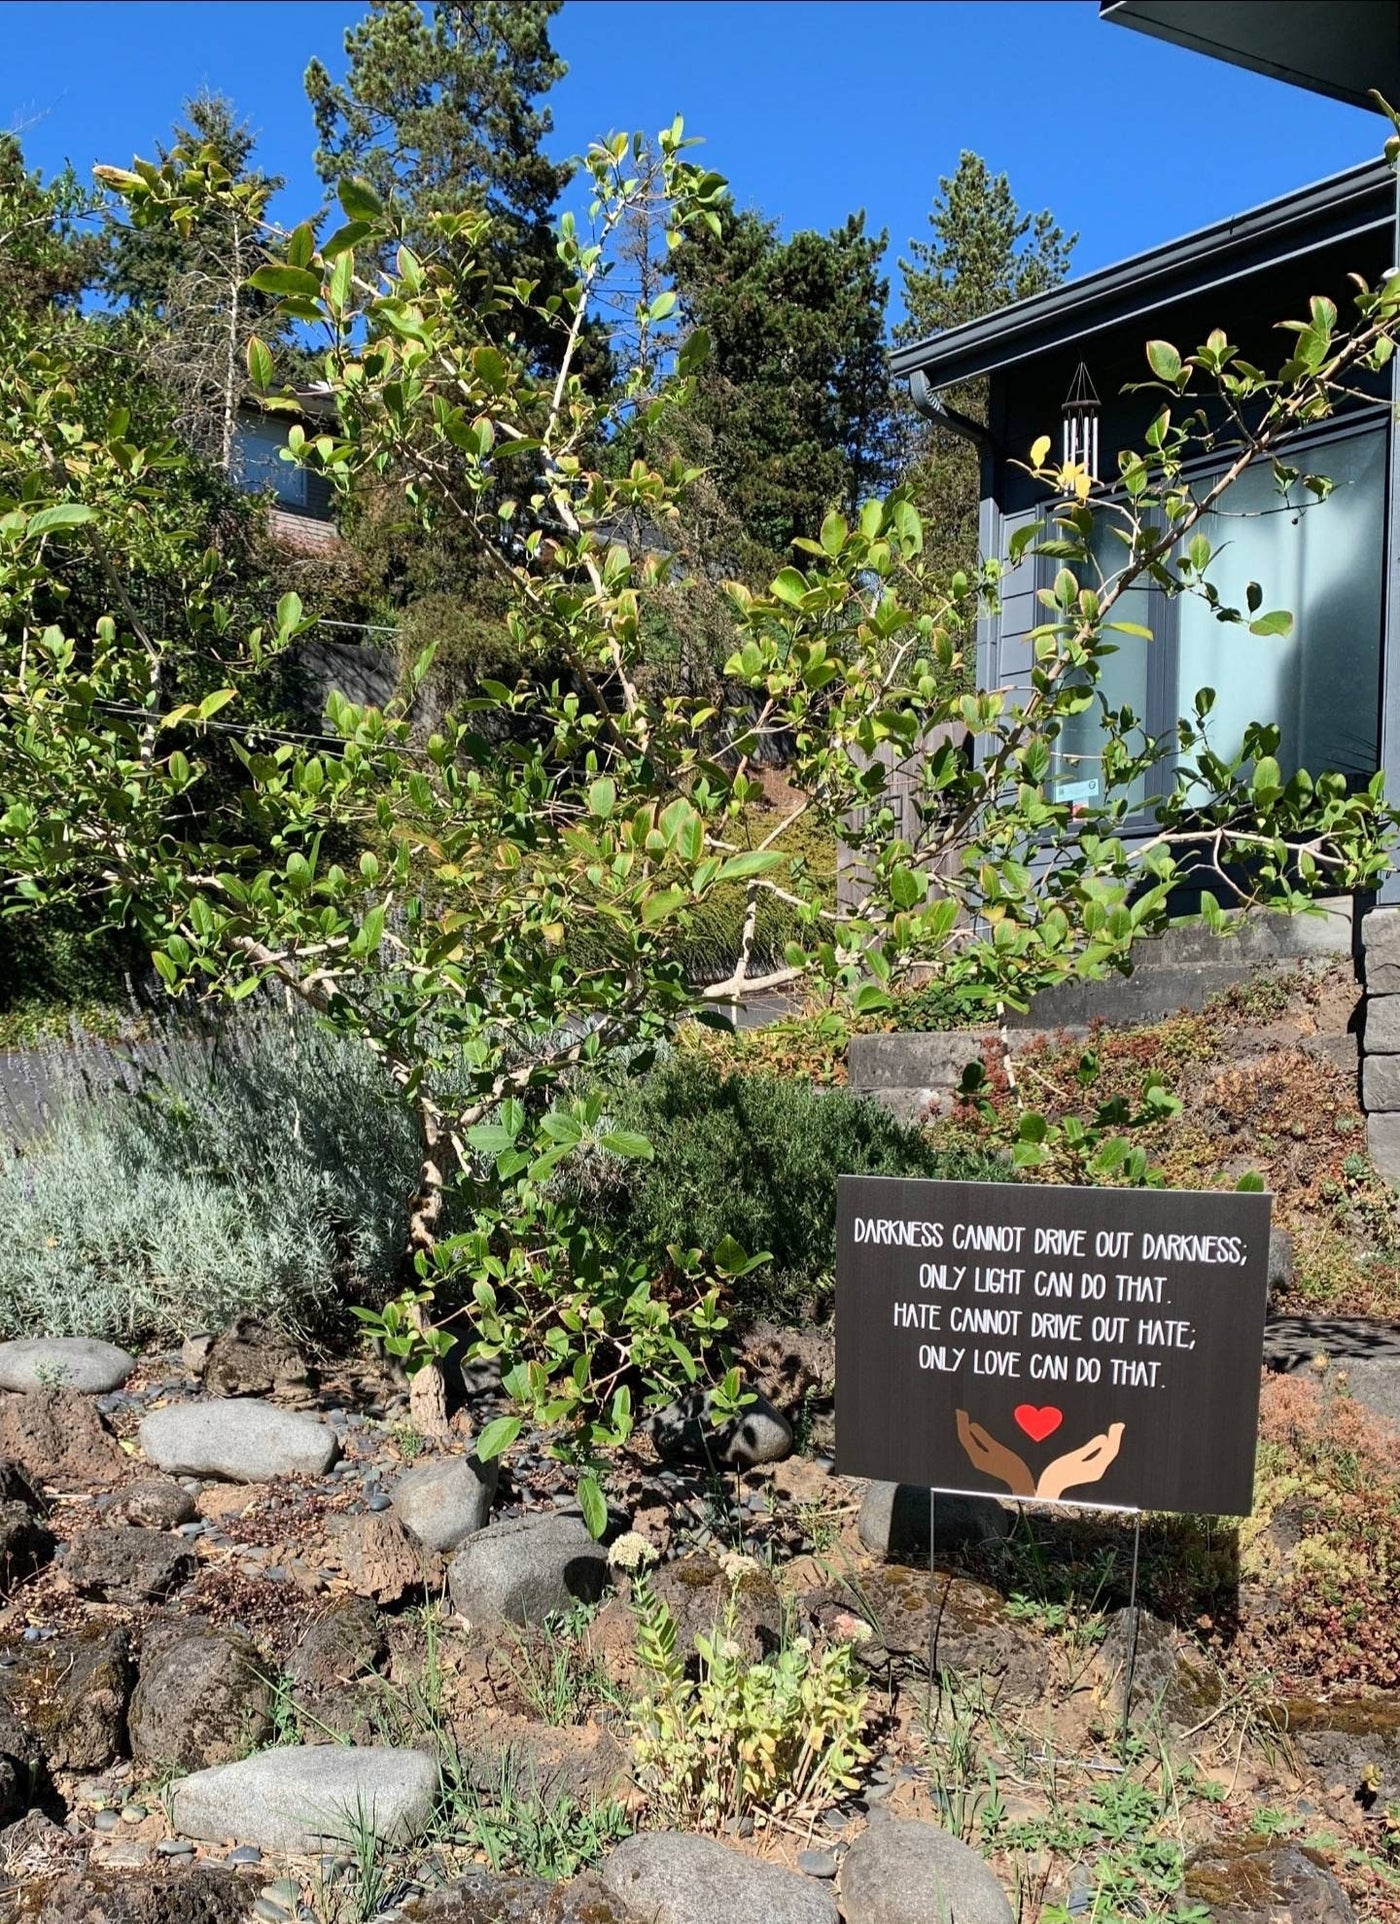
[[628, 1561, 870, 1829], [3, 121, 1400, 1513]]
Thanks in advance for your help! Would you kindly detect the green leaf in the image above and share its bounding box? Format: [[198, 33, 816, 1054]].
[[246, 337, 274, 391], [27, 503, 94, 537], [475, 1415, 522, 1462], [577, 1473, 607, 1540], [676, 326, 710, 376], [587, 776, 617, 819], [1146, 340, 1182, 381], [1247, 610, 1293, 638], [641, 886, 686, 927], [337, 176, 385, 223], [599, 1129, 654, 1161], [770, 567, 807, 608], [713, 850, 780, 884], [248, 264, 323, 300], [1235, 1171, 1266, 1192]]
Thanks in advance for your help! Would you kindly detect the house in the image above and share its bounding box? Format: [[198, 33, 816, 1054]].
[[231, 385, 338, 550], [889, 0, 1400, 1170]]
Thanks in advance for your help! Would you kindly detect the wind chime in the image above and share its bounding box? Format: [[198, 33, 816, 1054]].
[[1061, 361, 1101, 484]]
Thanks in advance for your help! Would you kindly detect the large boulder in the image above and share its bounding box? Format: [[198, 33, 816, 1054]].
[[198, 1319, 312, 1400], [1272, 1697, 1400, 1801], [600, 1832, 838, 1924], [139, 1397, 339, 1481], [326, 1509, 441, 1604], [285, 1594, 387, 1743], [809, 1566, 1044, 1701], [32, 1864, 250, 1924], [0, 1388, 127, 1487], [392, 1450, 498, 1553], [839, 1817, 1014, 1924], [1091, 1608, 1221, 1731], [1183, 1837, 1356, 1923], [129, 1621, 273, 1773], [857, 1483, 1011, 1563], [169, 1744, 438, 1853], [448, 1512, 608, 1627], [1, 1622, 132, 1772], [648, 1554, 784, 1662], [404, 1873, 626, 1922], [0, 1337, 134, 1394], [63, 1526, 194, 1604]]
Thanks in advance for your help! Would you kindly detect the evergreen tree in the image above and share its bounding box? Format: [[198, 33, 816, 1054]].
[[671, 205, 897, 575], [0, 136, 104, 332], [305, 0, 570, 300], [895, 152, 1075, 578]]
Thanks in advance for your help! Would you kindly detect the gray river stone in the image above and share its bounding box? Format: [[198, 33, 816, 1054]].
[[139, 1398, 339, 1481], [0, 1338, 135, 1394], [600, 1832, 839, 1924], [169, 1744, 438, 1852]]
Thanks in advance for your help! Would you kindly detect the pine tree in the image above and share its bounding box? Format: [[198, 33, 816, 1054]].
[[671, 205, 897, 575], [895, 152, 1075, 578]]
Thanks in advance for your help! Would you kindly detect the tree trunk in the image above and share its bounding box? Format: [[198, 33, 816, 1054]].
[[403, 1093, 454, 1437]]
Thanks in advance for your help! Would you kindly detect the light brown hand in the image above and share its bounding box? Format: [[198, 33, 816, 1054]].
[[1034, 1422, 1126, 1501], [955, 1409, 1035, 1497]]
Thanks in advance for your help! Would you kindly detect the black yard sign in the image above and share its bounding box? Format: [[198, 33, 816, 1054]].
[[836, 1176, 1272, 1516]]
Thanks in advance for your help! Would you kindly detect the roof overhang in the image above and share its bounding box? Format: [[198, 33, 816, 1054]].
[[1100, 0, 1400, 112], [889, 159, 1394, 389]]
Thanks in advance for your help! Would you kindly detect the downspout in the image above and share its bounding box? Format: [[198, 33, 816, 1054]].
[[905, 368, 1017, 1084]]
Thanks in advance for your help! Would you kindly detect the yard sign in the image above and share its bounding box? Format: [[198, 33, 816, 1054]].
[[835, 1176, 1271, 1516]]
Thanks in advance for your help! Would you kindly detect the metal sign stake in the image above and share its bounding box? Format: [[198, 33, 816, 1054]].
[[1119, 1511, 1143, 1753]]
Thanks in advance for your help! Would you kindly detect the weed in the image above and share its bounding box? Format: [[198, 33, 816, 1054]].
[[507, 1603, 618, 1726], [440, 1747, 629, 1880]]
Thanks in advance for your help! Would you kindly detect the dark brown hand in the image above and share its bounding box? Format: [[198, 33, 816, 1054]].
[[956, 1408, 1035, 1496]]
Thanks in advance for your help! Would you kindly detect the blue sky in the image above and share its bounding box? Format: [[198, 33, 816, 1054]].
[[3, 1, 1384, 324]]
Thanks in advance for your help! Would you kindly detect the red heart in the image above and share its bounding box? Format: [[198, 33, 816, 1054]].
[[1013, 1404, 1063, 1443]]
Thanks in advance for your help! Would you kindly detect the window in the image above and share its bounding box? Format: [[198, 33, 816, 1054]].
[[1047, 421, 1385, 810], [231, 413, 308, 510]]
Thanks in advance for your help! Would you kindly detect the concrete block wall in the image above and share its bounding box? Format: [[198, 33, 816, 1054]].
[[1361, 907, 1400, 1180]]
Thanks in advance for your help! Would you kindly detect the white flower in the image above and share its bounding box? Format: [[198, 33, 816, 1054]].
[[607, 1530, 658, 1571]]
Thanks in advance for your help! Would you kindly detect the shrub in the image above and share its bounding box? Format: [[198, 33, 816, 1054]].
[[0, 1003, 418, 1345], [568, 1054, 1010, 1315]]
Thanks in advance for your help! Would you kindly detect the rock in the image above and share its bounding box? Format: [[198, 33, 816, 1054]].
[[1183, 1837, 1356, 1922], [0, 1387, 127, 1487], [288, 1595, 386, 1695], [457, 1723, 632, 1804], [600, 1832, 839, 1924], [448, 1512, 609, 1627], [119, 1478, 198, 1529], [838, 1817, 1013, 1924], [649, 1554, 783, 1662], [857, 1483, 1011, 1563], [327, 1509, 440, 1604], [64, 1526, 194, 1604], [170, 1744, 438, 1853], [0, 1337, 135, 1395], [1092, 1608, 1220, 1731], [129, 1622, 273, 1773], [139, 1398, 339, 1481], [0, 1456, 45, 1512], [0, 1498, 55, 1597], [198, 1320, 311, 1400], [1, 1623, 131, 1772], [0, 1700, 43, 1823], [404, 1872, 625, 1922], [1271, 1697, 1400, 1801], [654, 1387, 793, 1469], [30, 1864, 250, 1924], [392, 1450, 498, 1553], [809, 1567, 1044, 1701], [1268, 1229, 1296, 1298]]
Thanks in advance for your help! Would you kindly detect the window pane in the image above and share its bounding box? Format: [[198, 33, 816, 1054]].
[[1050, 520, 1154, 813], [1175, 428, 1384, 785], [232, 415, 308, 509]]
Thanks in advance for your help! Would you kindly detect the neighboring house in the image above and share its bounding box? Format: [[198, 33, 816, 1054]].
[[889, 0, 1400, 1168], [231, 385, 338, 550]]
